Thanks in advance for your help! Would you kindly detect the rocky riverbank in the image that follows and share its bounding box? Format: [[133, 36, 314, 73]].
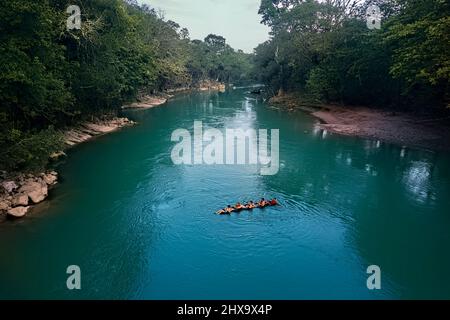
[[121, 84, 227, 111], [121, 95, 168, 110], [161, 81, 227, 94], [0, 117, 136, 221], [0, 171, 58, 220], [64, 117, 135, 146], [270, 94, 450, 152], [198, 80, 226, 92]]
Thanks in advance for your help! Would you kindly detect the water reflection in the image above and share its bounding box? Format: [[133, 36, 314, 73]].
[[257, 106, 450, 298], [1, 89, 450, 299], [403, 161, 433, 205]]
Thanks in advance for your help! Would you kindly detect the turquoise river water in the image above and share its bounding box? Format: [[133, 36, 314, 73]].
[[1, 88, 450, 299]]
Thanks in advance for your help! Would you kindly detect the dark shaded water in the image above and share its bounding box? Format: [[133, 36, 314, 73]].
[[1, 89, 450, 299]]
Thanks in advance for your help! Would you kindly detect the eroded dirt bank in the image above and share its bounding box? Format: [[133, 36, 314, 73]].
[[270, 94, 450, 152]]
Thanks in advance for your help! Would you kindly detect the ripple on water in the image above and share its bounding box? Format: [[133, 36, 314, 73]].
[[402, 160, 436, 208], [2, 89, 450, 299]]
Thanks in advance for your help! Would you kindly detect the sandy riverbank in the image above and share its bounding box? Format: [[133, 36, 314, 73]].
[[270, 94, 450, 151]]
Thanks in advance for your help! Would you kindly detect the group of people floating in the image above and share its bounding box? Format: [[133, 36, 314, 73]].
[[216, 198, 279, 215]]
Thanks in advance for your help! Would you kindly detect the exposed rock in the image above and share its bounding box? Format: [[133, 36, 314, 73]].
[[19, 181, 48, 204], [122, 96, 167, 110], [166, 87, 188, 94], [83, 123, 117, 133], [198, 81, 226, 92], [43, 172, 58, 186], [1, 171, 57, 222], [12, 193, 29, 207], [65, 129, 93, 146], [50, 151, 67, 161], [7, 206, 30, 218], [0, 199, 11, 212], [64, 117, 135, 146], [1, 116, 137, 223], [1, 181, 18, 194], [29, 185, 48, 204], [218, 84, 226, 92]]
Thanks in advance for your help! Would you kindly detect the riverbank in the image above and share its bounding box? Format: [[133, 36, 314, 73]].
[[0, 116, 136, 221], [121, 95, 169, 110], [270, 94, 450, 152], [64, 117, 135, 146], [198, 80, 226, 92], [1, 86, 234, 221], [121, 82, 226, 110]]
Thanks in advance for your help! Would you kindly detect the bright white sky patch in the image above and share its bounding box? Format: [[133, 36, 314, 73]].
[[137, 0, 270, 53]]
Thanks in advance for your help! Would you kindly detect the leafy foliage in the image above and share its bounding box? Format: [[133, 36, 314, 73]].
[[0, 0, 254, 172], [254, 0, 450, 109]]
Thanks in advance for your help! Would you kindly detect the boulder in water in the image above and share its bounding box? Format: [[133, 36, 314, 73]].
[[19, 181, 48, 204], [43, 172, 58, 186], [12, 193, 29, 207], [7, 206, 30, 218]]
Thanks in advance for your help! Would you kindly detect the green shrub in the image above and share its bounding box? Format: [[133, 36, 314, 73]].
[[0, 127, 64, 172]]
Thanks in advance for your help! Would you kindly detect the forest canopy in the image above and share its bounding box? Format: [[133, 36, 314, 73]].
[[1, 0, 449, 172], [254, 0, 449, 109], [0, 0, 254, 171]]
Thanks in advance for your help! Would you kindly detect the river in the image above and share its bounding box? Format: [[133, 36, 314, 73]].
[[1, 88, 450, 299]]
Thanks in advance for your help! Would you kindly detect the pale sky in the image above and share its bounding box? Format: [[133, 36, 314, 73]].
[[137, 0, 270, 53]]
